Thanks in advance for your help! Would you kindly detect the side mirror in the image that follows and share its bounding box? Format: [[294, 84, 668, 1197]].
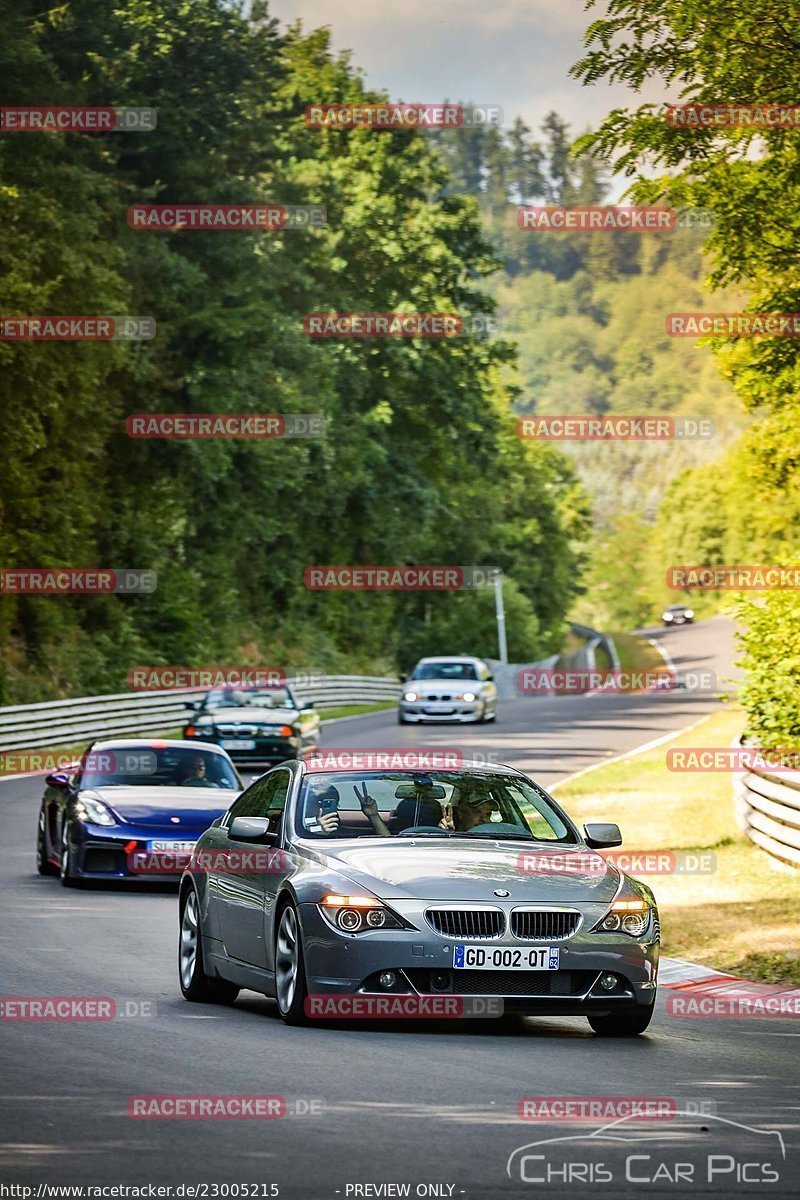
[[229, 816, 278, 844], [584, 822, 622, 849], [45, 771, 71, 790], [486, 674, 495, 682], [302, 700, 315, 710], [398, 673, 408, 683], [185, 700, 201, 711]]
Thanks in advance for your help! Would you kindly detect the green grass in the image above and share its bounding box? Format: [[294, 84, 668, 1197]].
[[554, 706, 800, 985], [320, 701, 396, 720], [609, 630, 665, 676]]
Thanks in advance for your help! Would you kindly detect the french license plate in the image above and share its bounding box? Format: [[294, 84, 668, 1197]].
[[453, 945, 560, 971], [148, 840, 196, 853], [220, 739, 256, 750]]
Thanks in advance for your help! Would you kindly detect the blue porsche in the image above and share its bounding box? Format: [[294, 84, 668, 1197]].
[[36, 738, 242, 885]]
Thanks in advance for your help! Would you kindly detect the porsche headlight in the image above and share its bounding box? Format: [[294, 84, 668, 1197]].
[[74, 797, 116, 826], [319, 893, 405, 933]]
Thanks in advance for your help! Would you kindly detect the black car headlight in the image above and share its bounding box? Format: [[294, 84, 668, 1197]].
[[319, 893, 405, 933], [74, 797, 116, 826]]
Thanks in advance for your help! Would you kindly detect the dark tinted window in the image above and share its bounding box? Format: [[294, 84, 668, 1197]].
[[227, 769, 291, 832]]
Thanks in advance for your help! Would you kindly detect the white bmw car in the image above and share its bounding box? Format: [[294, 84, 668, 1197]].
[[398, 656, 497, 724]]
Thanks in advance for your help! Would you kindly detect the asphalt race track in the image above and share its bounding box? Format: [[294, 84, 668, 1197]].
[[2, 618, 798, 1198]]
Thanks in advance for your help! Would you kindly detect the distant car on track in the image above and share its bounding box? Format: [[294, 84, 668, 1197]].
[[184, 684, 320, 765], [36, 738, 242, 886], [398, 655, 497, 724], [178, 759, 659, 1035], [661, 604, 694, 626]]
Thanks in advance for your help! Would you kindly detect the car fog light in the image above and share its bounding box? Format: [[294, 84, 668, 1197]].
[[600, 973, 617, 991], [337, 909, 363, 932], [430, 971, 451, 992], [366, 909, 386, 928], [379, 971, 397, 990], [601, 914, 621, 931], [622, 913, 648, 936]]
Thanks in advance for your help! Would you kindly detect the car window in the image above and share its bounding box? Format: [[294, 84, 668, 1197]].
[[77, 745, 240, 790], [264, 769, 291, 833], [411, 662, 479, 681], [225, 769, 292, 833], [296, 772, 577, 842]]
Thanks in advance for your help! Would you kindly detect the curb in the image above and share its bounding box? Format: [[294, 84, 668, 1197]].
[[660, 956, 799, 999]]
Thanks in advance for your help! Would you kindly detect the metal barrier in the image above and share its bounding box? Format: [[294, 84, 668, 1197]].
[[0, 676, 400, 753], [734, 759, 800, 869]]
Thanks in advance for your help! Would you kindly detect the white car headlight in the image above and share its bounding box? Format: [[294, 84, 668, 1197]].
[[461, 692, 477, 702], [74, 797, 116, 826], [662, 612, 673, 621], [684, 609, 694, 619], [403, 691, 419, 702]]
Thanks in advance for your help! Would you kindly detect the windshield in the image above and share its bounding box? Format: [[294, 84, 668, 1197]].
[[79, 745, 241, 790], [296, 771, 576, 842], [204, 686, 297, 711], [411, 662, 479, 681]]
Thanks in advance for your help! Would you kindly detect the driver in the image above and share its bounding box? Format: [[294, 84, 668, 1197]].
[[180, 755, 215, 787]]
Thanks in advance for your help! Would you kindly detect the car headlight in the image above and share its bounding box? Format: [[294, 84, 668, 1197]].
[[593, 897, 652, 938], [662, 612, 673, 621], [403, 692, 419, 702], [460, 692, 477, 702], [319, 893, 405, 933], [74, 797, 116, 826], [684, 609, 694, 619]]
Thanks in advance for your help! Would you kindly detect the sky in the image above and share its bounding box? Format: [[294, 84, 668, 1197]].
[[267, 0, 666, 163]]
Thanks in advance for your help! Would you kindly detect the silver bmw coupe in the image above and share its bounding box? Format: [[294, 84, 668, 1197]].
[[178, 759, 659, 1035]]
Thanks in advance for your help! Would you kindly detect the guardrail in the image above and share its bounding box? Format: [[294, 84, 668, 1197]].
[[734, 758, 800, 869], [0, 676, 400, 753], [569, 623, 621, 673]]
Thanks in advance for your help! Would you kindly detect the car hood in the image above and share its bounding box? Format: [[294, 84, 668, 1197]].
[[316, 841, 620, 903], [201, 706, 299, 724], [82, 786, 239, 829]]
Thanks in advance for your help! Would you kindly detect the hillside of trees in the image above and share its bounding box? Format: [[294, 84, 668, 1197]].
[[0, 0, 592, 703]]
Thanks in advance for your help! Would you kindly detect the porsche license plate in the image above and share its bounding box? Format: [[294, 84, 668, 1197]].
[[453, 946, 559, 971], [148, 840, 196, 854]]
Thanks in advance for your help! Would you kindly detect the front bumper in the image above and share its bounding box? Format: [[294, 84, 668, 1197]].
[[68, 826, 202, 880], [400, 700, 485, 723], [185, 730, 303, 764], [299, 902, 658, 1015]]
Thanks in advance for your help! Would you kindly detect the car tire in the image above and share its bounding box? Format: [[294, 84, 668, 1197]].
[[179, 886, 240, 1005], [36, 812, 58, 876], [398, 710, 408, 725], [59, 824, 82, 888], [587, 1000, 655, 1037], [274, 900, 310, 1025]]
